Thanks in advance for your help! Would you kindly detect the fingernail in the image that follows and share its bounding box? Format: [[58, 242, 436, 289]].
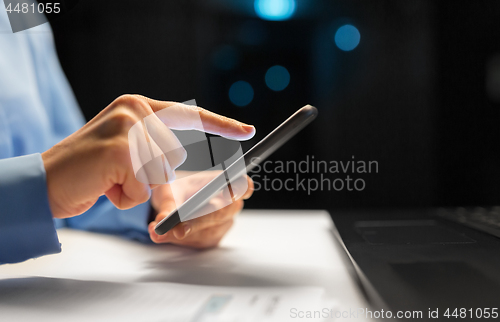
[[183, 224, 192, 237], [241, 124, 255, 133], [175, 224, 191, 239]]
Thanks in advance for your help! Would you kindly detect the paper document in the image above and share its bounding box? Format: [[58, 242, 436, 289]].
[[0, 277, 329, 322]]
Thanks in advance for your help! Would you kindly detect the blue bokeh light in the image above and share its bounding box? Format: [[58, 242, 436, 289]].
[[229, 81, 254, 107], [334, 24, 361, 51], [265, 65, 290, 91], [254, 0, 296, 21]]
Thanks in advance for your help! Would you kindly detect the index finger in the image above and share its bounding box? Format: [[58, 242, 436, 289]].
[[139, 96, 256, 140]]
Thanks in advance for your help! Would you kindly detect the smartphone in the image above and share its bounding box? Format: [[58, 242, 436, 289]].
[[154, 105, 318, 235]]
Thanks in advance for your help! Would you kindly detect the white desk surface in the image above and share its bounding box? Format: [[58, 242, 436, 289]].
[[0, 210, 370, 319]]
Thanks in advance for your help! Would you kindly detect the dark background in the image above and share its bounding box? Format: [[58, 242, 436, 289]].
[[49, 0, 500, 210]]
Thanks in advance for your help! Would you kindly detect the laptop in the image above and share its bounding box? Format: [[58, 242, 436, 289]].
[[330, 207, 500, 321]]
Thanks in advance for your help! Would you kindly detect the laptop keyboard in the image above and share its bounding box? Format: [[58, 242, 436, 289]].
[[436, 206, 500, 238]]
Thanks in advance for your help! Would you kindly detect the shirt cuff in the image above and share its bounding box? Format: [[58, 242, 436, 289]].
[[0, 154, 61, 264]]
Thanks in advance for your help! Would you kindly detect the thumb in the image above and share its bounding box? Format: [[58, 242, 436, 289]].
[[138, 96, 256, 140]]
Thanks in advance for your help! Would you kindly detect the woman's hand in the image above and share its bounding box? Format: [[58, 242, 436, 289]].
[[42, 95, 255, 219]]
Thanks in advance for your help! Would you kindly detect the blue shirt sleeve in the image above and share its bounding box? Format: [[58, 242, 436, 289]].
[[0, 154, 61, 264], [0, 7, 153, 263]]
